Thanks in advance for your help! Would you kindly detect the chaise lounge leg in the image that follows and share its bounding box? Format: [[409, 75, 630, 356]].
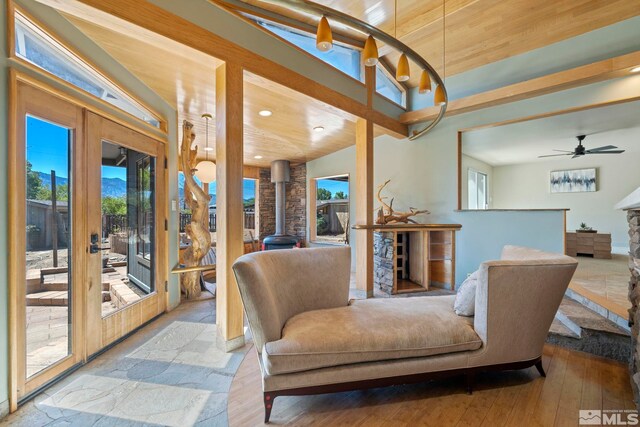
[[466, 372, 475, 394], [264, 392, 275, 423], [535, 360, 546, 377]]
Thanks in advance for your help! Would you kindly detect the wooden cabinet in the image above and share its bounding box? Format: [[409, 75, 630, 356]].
[[566, 232, 611, 259]]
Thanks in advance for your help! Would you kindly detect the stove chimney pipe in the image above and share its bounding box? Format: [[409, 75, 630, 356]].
[[271, 160, 290, 236]]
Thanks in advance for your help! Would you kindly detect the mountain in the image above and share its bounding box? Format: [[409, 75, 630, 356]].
[[36, 171, 256, 203], [37, 171, 127, 198]]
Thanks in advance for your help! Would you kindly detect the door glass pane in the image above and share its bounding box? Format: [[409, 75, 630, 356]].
[[101, 141, 155, 317], [25, 115, 72, 378]]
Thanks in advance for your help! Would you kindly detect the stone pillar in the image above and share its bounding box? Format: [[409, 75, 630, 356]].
[[627, 209, 640, 408]]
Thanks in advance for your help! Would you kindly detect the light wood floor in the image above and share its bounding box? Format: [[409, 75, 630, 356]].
[[228, 345, 635, 426]]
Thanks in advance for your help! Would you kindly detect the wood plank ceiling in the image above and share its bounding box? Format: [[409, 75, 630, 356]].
[[65, 14, 359, 168], [236, 0, 640, 87]]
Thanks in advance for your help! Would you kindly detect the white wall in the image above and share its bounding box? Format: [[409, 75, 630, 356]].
[[492, 135, 640, 252], [461, 155, 494, 209]]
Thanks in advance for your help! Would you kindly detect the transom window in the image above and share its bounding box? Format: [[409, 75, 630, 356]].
[[14, 11, 162, 128]]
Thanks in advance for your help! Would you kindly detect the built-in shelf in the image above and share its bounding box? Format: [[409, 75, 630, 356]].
[[365, 224, 461, 295]]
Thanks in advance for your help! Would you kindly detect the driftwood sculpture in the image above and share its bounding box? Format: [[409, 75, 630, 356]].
[[375, 180, 430, 225], [180, 120, 212, 299]]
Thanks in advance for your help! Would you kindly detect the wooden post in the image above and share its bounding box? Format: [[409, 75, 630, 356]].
[[215, 62, 245, 351], [50, 170, 58, 267], [355, 66, 376, 298]]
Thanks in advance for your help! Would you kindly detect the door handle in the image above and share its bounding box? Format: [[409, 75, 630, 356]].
[[90, 233, 100, 254]]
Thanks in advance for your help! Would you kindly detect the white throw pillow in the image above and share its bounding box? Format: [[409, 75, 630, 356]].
[[454, 270, 478, 317]]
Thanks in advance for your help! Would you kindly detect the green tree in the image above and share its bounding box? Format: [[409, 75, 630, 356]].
[[243, 197, 255, 208], [334, 191, 347, 200], [26, 161, 44, 199], [317, 188, 332, 201], [102, 196, 127, 215], [36, 183, 69, 202]]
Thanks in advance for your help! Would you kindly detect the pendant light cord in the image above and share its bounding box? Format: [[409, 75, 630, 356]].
[[205, 115, 209, 161], [442, 0, 446, 84]]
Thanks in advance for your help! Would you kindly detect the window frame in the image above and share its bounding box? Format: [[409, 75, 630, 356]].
[[467, 168, 489, 210], [309, 174, 351, 245]]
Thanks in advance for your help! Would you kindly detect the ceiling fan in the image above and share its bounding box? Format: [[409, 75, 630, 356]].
[[538, 135, 625, 159]]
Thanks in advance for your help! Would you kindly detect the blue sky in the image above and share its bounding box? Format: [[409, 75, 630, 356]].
[[28, 116, 130, 182], [26, 116, 70, 177], [317, 178, 349, 198]]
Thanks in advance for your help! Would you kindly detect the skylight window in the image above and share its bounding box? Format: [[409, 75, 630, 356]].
[[14, 12, 162, 128], [376, 67, 405, 107], [258, 21, 362, 81]]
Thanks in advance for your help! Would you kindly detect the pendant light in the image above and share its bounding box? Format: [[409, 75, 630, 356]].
[[393, 1, 410, 82], [362, 35, 379, 67], [419, 70, 431, 94], [316, 16, 333, 52], [434, 84, 446, 105], [194, 113, 217, 183], [396, 53, 410, 82]]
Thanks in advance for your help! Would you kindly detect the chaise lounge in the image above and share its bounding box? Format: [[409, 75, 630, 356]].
[[232, 245, 578, 422]]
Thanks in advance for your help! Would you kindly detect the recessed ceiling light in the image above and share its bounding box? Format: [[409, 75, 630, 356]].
[[313, 126, 325, 133], [204, 147, 214, 152], [631, 66, 640, 73], [254, 155, 263, 159], [258, 110, 272, 117]]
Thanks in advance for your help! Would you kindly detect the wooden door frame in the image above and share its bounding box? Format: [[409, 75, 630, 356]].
[[8, 72, 169, 410], [9, 75, 87, 404], [85, 112, 168, 357]]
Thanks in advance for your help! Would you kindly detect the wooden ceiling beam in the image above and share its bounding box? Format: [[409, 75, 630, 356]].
[[35, 0, 408, 138], [400, 51, 640, 125]]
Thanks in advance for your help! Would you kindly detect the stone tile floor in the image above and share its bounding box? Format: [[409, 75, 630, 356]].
[[4, 298, 251, 427]]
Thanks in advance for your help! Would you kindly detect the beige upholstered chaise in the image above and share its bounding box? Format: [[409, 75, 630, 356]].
[[232, 245, 577, 422]]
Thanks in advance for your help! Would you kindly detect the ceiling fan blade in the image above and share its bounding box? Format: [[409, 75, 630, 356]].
[[552, 149, 574, 153], [538, 153, 574, 158], [587, 145, 618, 151], [586, 150, 625, 154], [572, 154, 581, 159]]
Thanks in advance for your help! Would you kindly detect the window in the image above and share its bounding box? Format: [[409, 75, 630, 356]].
[[257, 21, 362, 81], [314, 175, 350, 244], [468, 169, 488, 210], [376, 66, 405, 106], [14, 12, 162, 128]]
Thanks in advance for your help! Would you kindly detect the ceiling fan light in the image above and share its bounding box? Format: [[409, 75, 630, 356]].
[[363, 35, 379, 67], [316, 16, 333, 52], [419, 70, 432, 94], [434, 84, 446, 106], [396, 53, 410, 82], [194, 160, 217, 183]]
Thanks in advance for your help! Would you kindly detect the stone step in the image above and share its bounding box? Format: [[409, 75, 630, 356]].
[[26, 291, 69, 306], [547, 297, 630, 363]]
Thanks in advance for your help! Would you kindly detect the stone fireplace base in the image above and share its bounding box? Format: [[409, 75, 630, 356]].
[[626, 209, 640, 408]]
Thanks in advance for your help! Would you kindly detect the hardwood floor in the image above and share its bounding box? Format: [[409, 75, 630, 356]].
[[228, 345, 636, 426]]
